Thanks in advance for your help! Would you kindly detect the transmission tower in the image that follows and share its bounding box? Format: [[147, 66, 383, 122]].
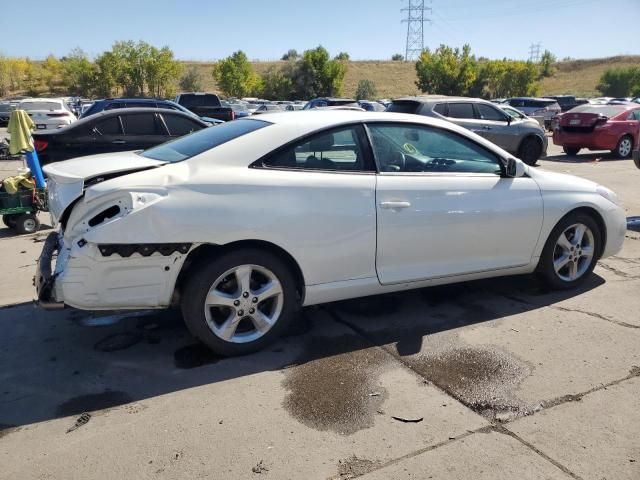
[[528, 43, 542, 62], [402, 0, 432, 61]]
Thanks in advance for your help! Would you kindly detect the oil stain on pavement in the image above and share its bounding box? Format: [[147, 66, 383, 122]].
[[282, 334, 388, 435], [56, 391, 133, 417]]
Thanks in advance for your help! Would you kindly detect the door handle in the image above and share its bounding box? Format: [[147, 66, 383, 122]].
[[112, 140, 126, 144], [380, 201, 411, 209]]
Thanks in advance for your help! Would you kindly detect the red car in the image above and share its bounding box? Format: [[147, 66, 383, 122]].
[[553, 104, 640, 158]]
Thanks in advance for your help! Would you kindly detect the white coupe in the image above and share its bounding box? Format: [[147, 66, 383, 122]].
[[37, 111, 626, 355]]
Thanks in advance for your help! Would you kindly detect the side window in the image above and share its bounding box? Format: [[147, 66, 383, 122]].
[[433, 103, 447, 115], [104, 103, 125, 111], [367, 123, 501, 175], [120, 113, 162, 135], [262, 125, 372, 171], [510, 99, 524, 108], [628, 110, 640, 121], [476, 103, 507, 121], [162, 114, 202, 136], [446, 103, 475, 119], [93, 117, 122, 135]]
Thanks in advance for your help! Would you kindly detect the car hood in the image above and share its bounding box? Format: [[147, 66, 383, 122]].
[[44, 151, 167, 224], [527, 167, 598, 193]]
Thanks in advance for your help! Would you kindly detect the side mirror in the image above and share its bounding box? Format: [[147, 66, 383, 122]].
[[505, 115, 512, 125], [505, 157, 526, 178]]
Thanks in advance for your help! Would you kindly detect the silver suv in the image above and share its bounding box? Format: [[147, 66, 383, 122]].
[[388, 96, 547, 165]]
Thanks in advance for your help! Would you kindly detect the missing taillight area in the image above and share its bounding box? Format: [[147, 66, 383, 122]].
[[34, 139, 49, 152], [98, 243, 191, 258], [88, 205, 121, 227]]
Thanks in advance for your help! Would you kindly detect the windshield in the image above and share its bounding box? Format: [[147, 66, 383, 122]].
[[140, 119, 270, 162], [19, 101, 61, 111], [179, 95, 220, 108]]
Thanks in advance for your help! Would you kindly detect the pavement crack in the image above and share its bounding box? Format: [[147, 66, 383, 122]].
[[550, 305, 640, 329], [597, 262, 640, 279], [493, 425, 584, 480]]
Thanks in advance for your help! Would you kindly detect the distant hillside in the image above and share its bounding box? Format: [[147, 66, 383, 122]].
[[186, 55, 639, 99]]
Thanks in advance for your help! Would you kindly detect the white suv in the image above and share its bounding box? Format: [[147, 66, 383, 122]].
[[16, 98, 77, 130]]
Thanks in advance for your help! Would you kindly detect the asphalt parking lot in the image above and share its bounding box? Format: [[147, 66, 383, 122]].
[[0, 137, 639, 479]]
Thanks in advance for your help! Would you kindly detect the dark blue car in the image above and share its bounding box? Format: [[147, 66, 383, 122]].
[[80, 98, 224, 125]]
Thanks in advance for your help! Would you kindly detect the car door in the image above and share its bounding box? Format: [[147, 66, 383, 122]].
[[62, 115, 125, 158], [368, 122, 543, 285], [474, 103, 521, 152], [256, 124, 378, 285], [119, 112, 169, 150]]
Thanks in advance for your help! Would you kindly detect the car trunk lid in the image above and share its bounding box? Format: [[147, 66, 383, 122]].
[[43, 151, 167, 224]]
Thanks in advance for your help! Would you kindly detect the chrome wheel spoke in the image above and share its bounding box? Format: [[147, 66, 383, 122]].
[[254, 280, 282, 303], [234, 265, 253, 295], [568, 261, 578, 280], [250, 310, 274, 334], [554, 254, 570, 272], [205, 289, 237, 308], [557, 232, 572, 251], [217, 317, 240, 341], [581, 245, 594, 258], [573, 224, 586, 245]]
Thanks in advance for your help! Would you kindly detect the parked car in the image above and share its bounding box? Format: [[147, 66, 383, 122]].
[[553, 104, 640, 158], [498, 104, 529, 120], [285, 104, 304, 111], [0, 102, 12, 126], [387, 96, 547, 165], [252, 104, 284, 114], [358, 100, 386, 112], [17, 98, 77, 130], [503, 97, 561, 129], [80, 97, 223, 126], [36, 111, 625, 356], [303, 97, 358, 109], [32, 108, 209, 165], [590, 97, 614, 105], [545, 95, 578, 112], [226, 102, 252, 118], [174, 93, 235, 122]]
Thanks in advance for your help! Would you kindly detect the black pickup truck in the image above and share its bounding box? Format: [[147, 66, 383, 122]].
[[174, 93, 235, 122]]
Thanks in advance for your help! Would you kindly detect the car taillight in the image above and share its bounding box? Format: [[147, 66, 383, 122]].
[[230, 111, 235, 120], [34, 139, 48, 152]]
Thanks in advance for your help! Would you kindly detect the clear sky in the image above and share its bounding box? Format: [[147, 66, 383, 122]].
[[1, 0, 638, 61]]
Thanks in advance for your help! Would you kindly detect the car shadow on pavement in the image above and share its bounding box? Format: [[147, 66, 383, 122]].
[[543, 151, 625, 163], [0, 273, 604, 429]]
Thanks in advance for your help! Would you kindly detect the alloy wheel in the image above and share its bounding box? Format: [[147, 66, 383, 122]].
[[553, 223, 595, 282], [618, 138, 632, 157], [203, 264, 284, 343]]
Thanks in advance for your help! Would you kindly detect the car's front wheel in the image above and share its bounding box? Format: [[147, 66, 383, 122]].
[[614, 135, 633, 159], [537, 212, 601, 289], [181, 249, 299, 356]]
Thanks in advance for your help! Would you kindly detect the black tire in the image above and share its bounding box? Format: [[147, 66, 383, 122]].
[[519, 137, 542, 166], [15, 213, 40, 234], [181, 249, 300, 356], [537, 212, 602, 290], [2, 214, 18, 229], [563, 146, 580, 156], [614, 135, 633, 159]]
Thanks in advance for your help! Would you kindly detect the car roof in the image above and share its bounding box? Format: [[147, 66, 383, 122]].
[[393, 95, 492, 104]]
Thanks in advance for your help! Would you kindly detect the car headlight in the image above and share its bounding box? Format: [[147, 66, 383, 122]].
[[596, 185, 619, 205]]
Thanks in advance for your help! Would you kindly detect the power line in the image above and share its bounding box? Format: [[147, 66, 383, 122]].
[[528, 43, 541, 62], [401, 0, 433, 61]]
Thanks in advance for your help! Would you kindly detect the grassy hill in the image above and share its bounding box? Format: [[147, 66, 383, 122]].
[[186, 55, 640, 99]]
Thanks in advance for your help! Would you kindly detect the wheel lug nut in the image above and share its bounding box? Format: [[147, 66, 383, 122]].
[[249, 308, 255, 314], [252, 297, 258, 303], [233, 300, 240, 306], [237, 310, 244, 316], [243, 292, 249, 298]]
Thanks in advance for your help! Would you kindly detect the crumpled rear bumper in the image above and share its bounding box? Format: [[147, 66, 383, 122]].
[[35, 232, 65, 310]]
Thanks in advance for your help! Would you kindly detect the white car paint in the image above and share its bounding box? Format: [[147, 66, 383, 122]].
[[17, 98, 76, 130], [38, 111, 626, 311]]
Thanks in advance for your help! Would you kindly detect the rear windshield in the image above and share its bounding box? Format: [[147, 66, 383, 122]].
[[140, 119, 270, 162], [19, 101, 61, 111], [387, 101, 421, 114], [179, 95, 220, 108], [569, 105, 626, 117]]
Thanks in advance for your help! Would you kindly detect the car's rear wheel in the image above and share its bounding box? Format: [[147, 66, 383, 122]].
[[2, 214, 18, 229], [519, 137, 542, 166], [537, 212, 601, 290], [563, 146, 580, 156], [614, 135, 633, 159], [181, 249, 299, 356]]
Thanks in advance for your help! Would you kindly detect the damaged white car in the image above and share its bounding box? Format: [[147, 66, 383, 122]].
[[36, 111, 627, 355]]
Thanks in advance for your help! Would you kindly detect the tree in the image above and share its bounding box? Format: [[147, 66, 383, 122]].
[[212, 50, 261, 97], [94, 50, 125, 97], [597, 67, 640, 97], [41, 55, 62, 92], [415, 44, 478, 95], [539, 50, 557, 78], [145, 45, 183, 97], [61, 48, 95, 97], [391, 53, 404, 61], [260, 67, 293, 100], [355, 79, 377, 100], [334, 52, 350, 61], [281, 49, 299, 61], [291, 46, 347, 98], [470, 59, 539, 98], [179, 66, 203, 92]]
